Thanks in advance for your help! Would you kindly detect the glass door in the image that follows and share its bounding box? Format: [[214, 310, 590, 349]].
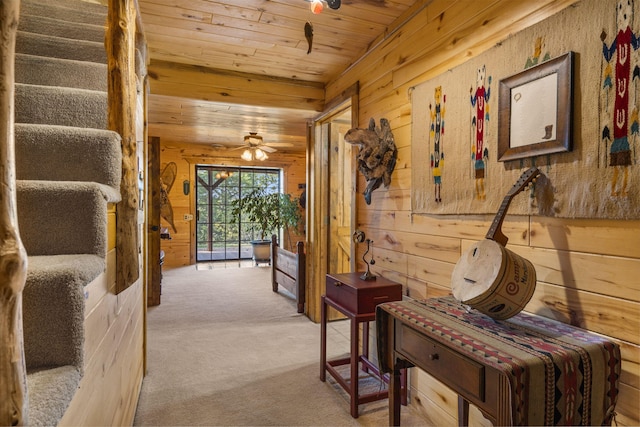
[[195, 165, 280, 262]]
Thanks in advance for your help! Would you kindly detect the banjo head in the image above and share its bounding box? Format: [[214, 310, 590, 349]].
[[451, 239, 536, 320]]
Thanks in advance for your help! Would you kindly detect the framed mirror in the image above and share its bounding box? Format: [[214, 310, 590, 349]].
[[498, 51, 574, 161]]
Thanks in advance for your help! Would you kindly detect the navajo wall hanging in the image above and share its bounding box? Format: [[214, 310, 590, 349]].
[[411, 0, 640, 219]]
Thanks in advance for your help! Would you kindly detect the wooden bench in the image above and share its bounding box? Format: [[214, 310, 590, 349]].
[[271, 235, 305, 313]]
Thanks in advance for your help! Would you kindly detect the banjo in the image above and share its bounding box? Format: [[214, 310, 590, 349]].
[[451, 167, 540, 320]]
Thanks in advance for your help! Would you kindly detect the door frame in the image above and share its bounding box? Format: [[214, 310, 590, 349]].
[[306, 82, 359, 322]]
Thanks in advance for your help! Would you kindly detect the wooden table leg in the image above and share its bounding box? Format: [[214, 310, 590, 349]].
[[458, 395, 469, 427], [389, 364, 401, 426], [350, 317, 360, 418], [362, 321, 369, 373], [320, 296, 327, 382]]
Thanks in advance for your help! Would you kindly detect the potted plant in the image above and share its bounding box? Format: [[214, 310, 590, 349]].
[[230, 188, 302, 264]]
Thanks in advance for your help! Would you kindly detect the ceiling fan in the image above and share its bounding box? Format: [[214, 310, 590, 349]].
[[236, 132, 294, 161]]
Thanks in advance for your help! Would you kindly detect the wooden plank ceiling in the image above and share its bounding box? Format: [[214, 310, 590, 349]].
[[139, 0, 422, 154]]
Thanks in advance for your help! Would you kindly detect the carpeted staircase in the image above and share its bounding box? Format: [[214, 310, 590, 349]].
[[14, 0, 122, 425]]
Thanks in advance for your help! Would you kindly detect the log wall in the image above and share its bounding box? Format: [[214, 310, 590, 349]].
[[323, 0, 640, 425], [159, 141, 306, 267]]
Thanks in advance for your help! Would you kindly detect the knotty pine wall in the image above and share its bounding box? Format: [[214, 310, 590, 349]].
[[159, 141, 306, 267], [324, 0, 639, 425]]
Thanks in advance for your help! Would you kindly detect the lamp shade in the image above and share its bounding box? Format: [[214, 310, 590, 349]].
[[254, 148, 268, 161]]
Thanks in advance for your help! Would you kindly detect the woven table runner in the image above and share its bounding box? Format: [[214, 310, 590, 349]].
[[377, 297, 620, 426]]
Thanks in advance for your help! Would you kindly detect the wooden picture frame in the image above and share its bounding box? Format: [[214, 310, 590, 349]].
[[498, 51, 574, 162]]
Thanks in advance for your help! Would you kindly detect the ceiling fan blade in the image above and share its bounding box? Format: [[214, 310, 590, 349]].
[[227, 145, 247, 151], [260, 145, 277, 153], [264, 142, 294, 147]]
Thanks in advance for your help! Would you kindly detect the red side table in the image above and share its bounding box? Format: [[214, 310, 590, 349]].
[[320, 272, 407, 418]]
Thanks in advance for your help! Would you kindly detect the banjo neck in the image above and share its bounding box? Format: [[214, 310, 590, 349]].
[[485, 167, 540, 246]]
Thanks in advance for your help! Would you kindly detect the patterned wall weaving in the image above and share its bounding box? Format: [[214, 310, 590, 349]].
[[411, 0, 640, 219]]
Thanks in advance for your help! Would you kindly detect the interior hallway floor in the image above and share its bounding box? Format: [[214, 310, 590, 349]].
[[133, 264, 428, 426]]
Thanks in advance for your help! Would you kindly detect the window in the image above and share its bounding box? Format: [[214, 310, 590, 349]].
[[195, 166, 280, 262]]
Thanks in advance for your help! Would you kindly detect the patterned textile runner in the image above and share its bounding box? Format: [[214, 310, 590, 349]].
[[377, 297, 620, 426]]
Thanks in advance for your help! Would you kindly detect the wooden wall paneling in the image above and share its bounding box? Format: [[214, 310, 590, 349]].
[[82, 252, 115, 361], [616, 382, 640, 426], [390, 0, 581, 89], [410, 369, 459, 426], [90, 285, 141, 426], [406, 254, 455, 289], [530, 217, 640, 258], [84, 250, 116, 320], [395, 145, 411, 173], [388, 167, 411, 191], [404, 274, 454, 301], [514, 246, 640, 301], [367, 246, 407, 276], [60, 264, 144, 426], [406, 276, 428, 300], [367, 188, 411, 211], [114, 307, 144, 425], [331, 1, 640, 422], [525, 281, 639, 344], [111, 287, 144, 425], [395, 231, 461, 263], [620, 353, 639, 389]]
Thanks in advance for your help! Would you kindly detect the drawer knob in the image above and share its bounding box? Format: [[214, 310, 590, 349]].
[[429, 353, 439, 361], [334, 281, 343, 287]]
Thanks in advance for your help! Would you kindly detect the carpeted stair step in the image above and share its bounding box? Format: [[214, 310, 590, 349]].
[[17, 180, 114, 258], [23, 254, 104, 370], [16, 54, 107, 91], [15, 83, 107, 129], [18, 13, 105, 43], [20, 0, 107, 27], [24, 252, 105, 426], [16, 124, 121, 189], [16, 31, 107, 64], [27, 366, 83, 427]]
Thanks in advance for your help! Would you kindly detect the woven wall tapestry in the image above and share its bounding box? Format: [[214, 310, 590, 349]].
[[411, 0, 640, 219]]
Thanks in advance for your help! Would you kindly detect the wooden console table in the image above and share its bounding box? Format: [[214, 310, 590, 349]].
[[377, 297, 621, 426], [320, 272, 406, 418]]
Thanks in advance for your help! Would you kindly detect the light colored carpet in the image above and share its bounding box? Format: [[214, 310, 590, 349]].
[[133, 265, 427, 426]]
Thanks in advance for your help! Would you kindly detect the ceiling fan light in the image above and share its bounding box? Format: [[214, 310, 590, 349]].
[[255, 148, 268, 161], [241, 149, 253, 161]]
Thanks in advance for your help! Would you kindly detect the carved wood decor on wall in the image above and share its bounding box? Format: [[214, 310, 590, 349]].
[[411, 0, 640, 219]]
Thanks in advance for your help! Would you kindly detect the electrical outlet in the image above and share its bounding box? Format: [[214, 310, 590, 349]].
[[183, 214, 194, 221]]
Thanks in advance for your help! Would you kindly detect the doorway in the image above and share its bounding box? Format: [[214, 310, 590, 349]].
[[195, 165, 280, 262], [327, 109, 355, 275]]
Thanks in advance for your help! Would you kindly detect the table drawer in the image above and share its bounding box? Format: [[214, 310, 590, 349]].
[[326, 274, 401, 315], [397, 323, 485, 402]]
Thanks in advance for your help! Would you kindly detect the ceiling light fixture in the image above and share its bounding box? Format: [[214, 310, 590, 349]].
[[241, 147, 268, 161]]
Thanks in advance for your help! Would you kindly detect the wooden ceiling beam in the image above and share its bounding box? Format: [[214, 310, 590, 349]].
[[148, 60, 325, 111]]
